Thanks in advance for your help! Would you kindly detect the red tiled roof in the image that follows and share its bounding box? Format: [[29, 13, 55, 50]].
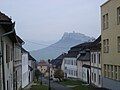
[[38, 60, 48, 66]]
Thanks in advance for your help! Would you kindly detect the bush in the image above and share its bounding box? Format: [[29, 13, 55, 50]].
[[54, 69, 64, 81]]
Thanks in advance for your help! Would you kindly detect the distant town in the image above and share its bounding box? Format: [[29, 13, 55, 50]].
[[0, 0, 120, 90]]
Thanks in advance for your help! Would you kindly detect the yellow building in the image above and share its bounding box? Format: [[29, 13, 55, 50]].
[[101, 0, 120, 90], [37, 60, 54, 78], [37, 60, 48, 75]]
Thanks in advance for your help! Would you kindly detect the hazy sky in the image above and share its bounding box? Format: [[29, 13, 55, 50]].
[[0, 0, 107, 50]]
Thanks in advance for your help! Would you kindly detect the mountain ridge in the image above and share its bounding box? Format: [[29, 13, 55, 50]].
[[30, 32, 95, 60]]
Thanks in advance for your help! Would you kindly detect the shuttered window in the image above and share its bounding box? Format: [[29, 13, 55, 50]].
[[6, 45, 11, 63]]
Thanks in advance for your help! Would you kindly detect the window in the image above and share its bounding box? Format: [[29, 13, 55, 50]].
[[41, 69, 43, 71], [107, 65, 110, 77], [114, 66, 118, 80], [117, 7, 120, 24], [98, 53, 100, 64], [117, 37, 120, 52], [111, 65, 114, 79], [91, 72, 93, 81], [6, 45, 11, 63], [91, 53, 93, 63], [11, 48, 13, 61], [94, 73, 96, 82], [104, 64, 107, 77], [98, 75, 101, 85], [103, 13, 109, 30], [76, 71, 77, 76], [94, 54, 96, 63], [118, 66, 120, 80], [103, 39, 109, 53]]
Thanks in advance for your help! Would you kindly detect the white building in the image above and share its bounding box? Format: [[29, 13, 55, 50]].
[[62, 48, 78, 78], [90, 36, 102, 87], [0, 12, 18, 90], [28, 54, 36, 83], [64, 58, 77, 78], [77, 49, 91, 84], [13, 36, 24, 90], [22, 48, 29, 88]]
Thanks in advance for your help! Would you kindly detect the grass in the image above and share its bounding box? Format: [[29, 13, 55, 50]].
[[28, 79, 48, 90], [60, 79, 105, 90], [30, 85, 48, 90], [60, 79, 90, 90]]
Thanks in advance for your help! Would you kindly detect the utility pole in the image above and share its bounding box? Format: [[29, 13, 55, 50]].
[[48, 59, 51, 90]]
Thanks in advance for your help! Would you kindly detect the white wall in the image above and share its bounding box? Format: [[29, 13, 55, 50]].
[[14, 45, 22, 90], [82, 67, 90, 83], [22, 53, 29, 88], [3, 34, 14, 90], [91, 51, 102, 87], [63, 58, 78, 78]]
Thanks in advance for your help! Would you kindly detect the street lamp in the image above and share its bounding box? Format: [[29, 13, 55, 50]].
[[48, 59, 51, 90], [40, 73, 43, 85]]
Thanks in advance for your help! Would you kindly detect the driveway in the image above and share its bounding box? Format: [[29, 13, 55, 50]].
[[41, 78, 71, 90]]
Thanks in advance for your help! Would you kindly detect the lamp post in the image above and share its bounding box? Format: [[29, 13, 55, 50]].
[[40, 73, 42, 85], [48, 59, 51, 90]]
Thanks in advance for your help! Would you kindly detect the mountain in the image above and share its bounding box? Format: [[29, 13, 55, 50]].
[[30, 32, 95, 61]]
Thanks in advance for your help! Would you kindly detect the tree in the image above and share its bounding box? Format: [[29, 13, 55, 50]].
[[54, 69, 64, 81], [35, 69, 41, 81]]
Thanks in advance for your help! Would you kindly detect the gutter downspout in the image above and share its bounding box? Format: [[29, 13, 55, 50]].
[[1, 29, 15, 90]]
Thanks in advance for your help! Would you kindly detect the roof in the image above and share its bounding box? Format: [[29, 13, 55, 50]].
[[65, 42, 92, 58], [65, 51, 78, 58], [82, 64, 90, 68], [21, 47, 29, 53], [0, 12, 18, 43], [77, 50, 90, 61], [16, 35, 25, 45], [28, 65, 33, 71], [28, 54, 36, 61], [51, 53, 67, 68], [90, 35, 101, 51], [0, 12, 12, 22], [38, 60, 49, 66], [71, 42, 93, 50]]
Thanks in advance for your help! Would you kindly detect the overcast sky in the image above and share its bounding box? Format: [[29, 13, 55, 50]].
[[0, 0, 107, 51]]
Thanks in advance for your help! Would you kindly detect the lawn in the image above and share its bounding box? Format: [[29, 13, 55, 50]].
[[60, 79, 90, 90], [28, 79, 48, 90], [60, 79, 107, 90], [30, 84, 48, 90]]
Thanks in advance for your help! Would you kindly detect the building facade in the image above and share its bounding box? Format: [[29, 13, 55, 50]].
[[62, 47, 78, 78], [37, 60, 48, 76], [0, 12, 19, 90], [63, 57, 78, 78], [28, 54, 36, 83], [90, 36, 102, 87], [77, 49, 91, 84], [22, 48, 29, 88], [13, 36, 24, 90], [101, 0, 120, 89]]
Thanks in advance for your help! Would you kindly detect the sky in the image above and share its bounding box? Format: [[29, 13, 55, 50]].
[[0, 0, 107, 51]]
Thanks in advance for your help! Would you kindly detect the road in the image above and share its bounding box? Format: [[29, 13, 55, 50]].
[[41, 78, 71, 90]]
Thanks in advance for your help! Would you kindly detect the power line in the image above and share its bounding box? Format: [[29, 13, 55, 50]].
[[25, 40, 49, 46], [24, 39, 69, 49]]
